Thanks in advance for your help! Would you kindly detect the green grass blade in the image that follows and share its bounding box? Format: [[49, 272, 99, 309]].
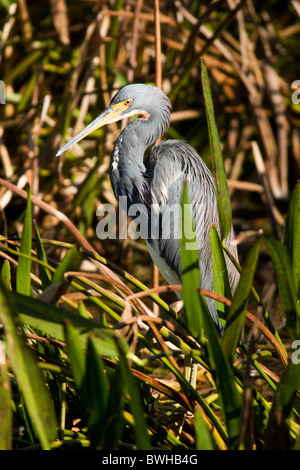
[[180, 181, 204, 341], [102, 366, 124, 450], [64, 321, 88, 402], [0, 282, 57, 449], [12, 290, 119, 358], [85, 338, 109, 448], [221, 239, 260, 359], [52, 245, 82, 284], [284, 182, 300, 297], [210, 224, 232, 324], [16, 184, 32, 296], [0, 340, 12, 450], [35, 224, 52, 288], [17, 70, 38, 112], [199, 294, 241, 449], [116, 335, 152, 450], [4, 50, 43, 84], [201, 58, 232, 240], [1, 260, 11, 290], [194, 407, 214, 450], [262, 236, 300, 340], [64, 323, 111, 448]]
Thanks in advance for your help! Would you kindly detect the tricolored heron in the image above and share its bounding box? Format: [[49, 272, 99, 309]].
[[56, 84, 239, 330]]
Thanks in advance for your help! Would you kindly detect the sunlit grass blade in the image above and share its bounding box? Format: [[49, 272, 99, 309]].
[[64, 321, 88, 403], [4, 49, 43, 84], [35, 224, 52, 288], [0, 340, 12, 450], [52, 245, 82, 284], [284, 181, 300, 297], [180, 180, 204, 341], [17, 70, 38, 112], [16, 184, 32, 296], [12, 290, 119, 358], [221, 239, 260, 359], [85, 338, 109, 448], [210, 224, 232, 325], [0, 281, 57, 449], [262, 236, 300, 340], [199, 293, 241, 449], [194, 407, 214, 450], [116, 335, 152, 450], [1, 260, 11, 290], [201, 58, 232, 240]]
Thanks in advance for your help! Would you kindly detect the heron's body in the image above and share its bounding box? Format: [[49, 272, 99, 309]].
[[57, 84, 239, 329]]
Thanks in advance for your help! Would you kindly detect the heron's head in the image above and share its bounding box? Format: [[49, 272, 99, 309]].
[[56, 84, 171, 156]]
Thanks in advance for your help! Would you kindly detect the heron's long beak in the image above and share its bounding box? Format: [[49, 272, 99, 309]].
[[56, 104, 125, 157]]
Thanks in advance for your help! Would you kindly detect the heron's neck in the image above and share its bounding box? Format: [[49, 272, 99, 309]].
[[109, 119, 158, 206]]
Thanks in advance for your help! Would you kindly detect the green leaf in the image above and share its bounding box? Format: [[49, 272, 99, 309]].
[[85, 338, 109, 448], [4, 49, 43, 85], [180, 180, 204, 340], [0, 281, 57, 449], [0, 340, 12, 450], [201, 58, 232, 240], [52, 245, 82, 284], [12, 290, 119, 358], [221, 239, 260, 359], [35, 224, 52, 288], [102, 366, 124, 450], [64, 321, 88, 402], [199, 294, 241, 449], [1, 260, 11, 291], [284, 182, 300, 297], [64, 324, 111, 448], [262, 236, 300, 340], [116, 335, 152, 450], [194, 408, 214, 450], [210, 224, 232, 324], [16, 184, 32, 296]]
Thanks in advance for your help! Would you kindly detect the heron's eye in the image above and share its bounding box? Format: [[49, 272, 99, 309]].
[[124, 99, 132, 106]]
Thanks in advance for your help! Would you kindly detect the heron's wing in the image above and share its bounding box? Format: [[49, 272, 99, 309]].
[[146, 140, 239, 329], [146, 140, 219, 289]]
